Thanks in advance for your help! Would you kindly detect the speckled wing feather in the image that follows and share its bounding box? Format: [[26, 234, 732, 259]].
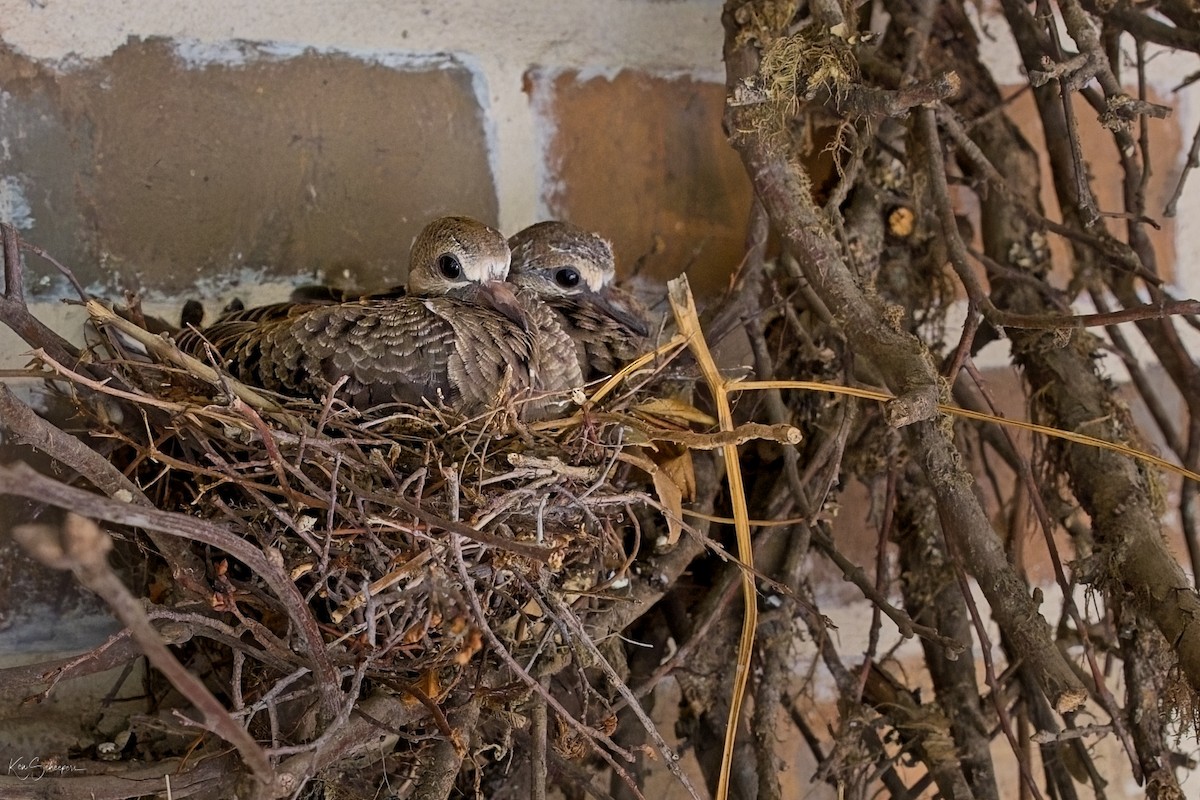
[[517, 288, 584, 400], [253, 299, 462, 408], [179, 295, 547, 415], [178, 298, 460, 407], [176, 301, 320, 385], [548, 290, 649, 379], [314, 304, 445, 393]]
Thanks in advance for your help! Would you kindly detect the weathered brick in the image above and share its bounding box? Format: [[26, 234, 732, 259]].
[[531, 69, 754, 299], [1, 39, 498, 296], [0, 48, 98, 288]]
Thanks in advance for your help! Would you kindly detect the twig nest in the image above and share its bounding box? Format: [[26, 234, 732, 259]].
[[61, 302, 690, 698]]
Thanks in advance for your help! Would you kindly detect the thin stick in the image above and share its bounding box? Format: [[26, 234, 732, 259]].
[[667, 275, 755, 800], [728, 379, 1200, 484], [543, 591, 701, 799], [20, 238, 91, 300], [531, 690, 549, 800], [0, 461, 343, 720], [3, 221, 25, 304], [85, 299, 287, 416], [447, 534, 645, 796]]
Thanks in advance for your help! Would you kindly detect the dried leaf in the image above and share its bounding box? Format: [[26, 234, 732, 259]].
[[620, 447, 688, 543], [401, 619, 427, 645], [652, 465, 684, 545], [659, 447, 696, 503], [633, 397, 717, 426], [455, 628, 483, 665], [419, 669, 441, 701]]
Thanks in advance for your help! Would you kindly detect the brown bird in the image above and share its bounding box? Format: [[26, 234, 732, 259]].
[[279, 231, 595, 408], [177, 216, 554, 417], [507, 221, 651, 380]]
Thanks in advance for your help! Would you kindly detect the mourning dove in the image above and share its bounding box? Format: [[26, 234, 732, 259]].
[[279, 234, 591, 410], [177, 216, 552, 417], [507, 221, 651, 380]]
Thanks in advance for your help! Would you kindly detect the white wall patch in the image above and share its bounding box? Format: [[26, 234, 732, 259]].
[[0, 174, 34, 229]]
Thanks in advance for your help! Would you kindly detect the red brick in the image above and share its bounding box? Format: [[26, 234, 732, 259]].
[[531, 69, 755, 299]]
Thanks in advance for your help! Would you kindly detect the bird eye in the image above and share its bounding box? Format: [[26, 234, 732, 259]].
[[554, 267, 580, 289], [437, 254, 462, 280]]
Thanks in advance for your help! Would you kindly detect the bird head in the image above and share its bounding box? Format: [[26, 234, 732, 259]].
[[508, 221, 649, 337], [408, 216, 528, 331], [508, 221, 614, 296], [408, 216, 511, 294]]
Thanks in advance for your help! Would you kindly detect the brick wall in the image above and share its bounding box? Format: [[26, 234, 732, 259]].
[[0, 1, 1192, 327], [0, 1, 747, 313]]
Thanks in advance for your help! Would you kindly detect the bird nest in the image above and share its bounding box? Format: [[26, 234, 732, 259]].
[[25, 294, 726, 790], [0, 212, 813, 797]]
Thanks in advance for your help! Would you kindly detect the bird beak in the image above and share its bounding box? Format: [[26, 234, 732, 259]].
[[585, 291, 649, 337], [478, 280, 530, 333]]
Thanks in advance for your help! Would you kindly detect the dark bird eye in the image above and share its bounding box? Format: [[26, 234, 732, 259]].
[[438, 254, 462, 280], [554, 267, 580, 288]]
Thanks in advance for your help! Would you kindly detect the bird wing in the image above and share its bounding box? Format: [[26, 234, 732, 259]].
[[549, 297, 646, 379], [517, 290, 583, 395], [177, 296, 549, 415], [177, 299, 458, 408], [175, 301, 315, 359], [279, 300, 460, 407]]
